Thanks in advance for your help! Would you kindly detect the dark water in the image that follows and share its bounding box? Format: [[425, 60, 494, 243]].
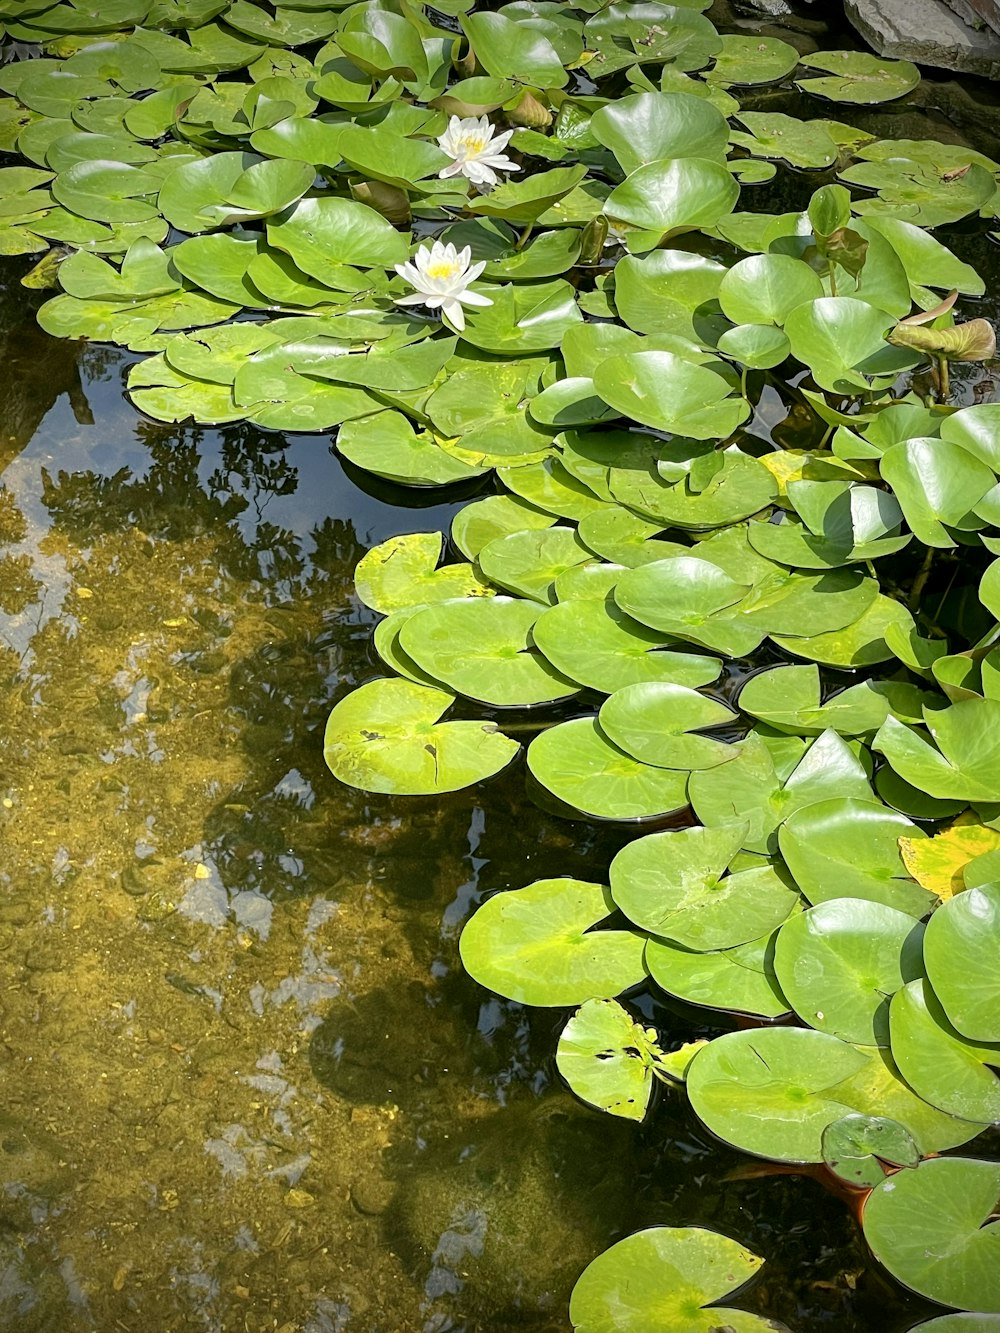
[[3, 6, 1000, 1332]]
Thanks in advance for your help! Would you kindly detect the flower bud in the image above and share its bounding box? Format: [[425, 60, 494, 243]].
[[350, 180, 411, 227]]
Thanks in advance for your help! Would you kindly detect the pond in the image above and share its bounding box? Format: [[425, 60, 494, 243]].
[[3, 0, 1000, 1330]]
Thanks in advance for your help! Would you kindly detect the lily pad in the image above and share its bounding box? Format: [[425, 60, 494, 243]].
[[477, 525, 592, 604], [821, 1113, 921, 1189], [863, 1158, 1000, 1311], [603, 157, 740, 246], [778, 797, 934, 917], [610, 823, 799, 949], [527, 716, 690, 820], [397, 596, 580, 707], [323, 678, 519, 796], [690, 729, 873, 854], [796, 50, 920, 105], [645, 926, 791, 1019], [556, 998, 664, 1121], [738, 665, 930, 737], [773, 897, 925, 1045], [923, 883, 1000, 1042], [686, 1027, 979, 1164], [532, 597, 720, 695], [569, 1226, 782, 1333], [354, 532, 493, 613], [890, 978, 1000, 1123], [459, 877, 647, 1006], [874, 700, 1000, 804], [598, 681, 735, 770]]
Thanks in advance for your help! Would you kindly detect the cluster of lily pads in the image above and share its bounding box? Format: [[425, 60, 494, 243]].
[[4, 0, 1000, 1324]]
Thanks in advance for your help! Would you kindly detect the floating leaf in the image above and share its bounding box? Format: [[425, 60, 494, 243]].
[[778, 797, 934, 917], [611, 823, 799, 949], [890, 978, 1000, 1124], [687, 1027, 979, 1165], [796, 50, 920, 105], [863, 1158, 1000, 1311], [354, 532, 493, 613], [527, 716, 690, 820], [397, 596, 580, 707], [459, 878, 647, 1006], [821, 1113, 920, 1189], [645, 926, 791, 1019], [598, 681, 735, 770], [773, 897, 925, 1045], [323, 678, 519, 796], [899, 813, 1000, 902], [569, 1226, 782, 1333], [556, 998, 663, 1121], [923, 883, 1000, 1042]]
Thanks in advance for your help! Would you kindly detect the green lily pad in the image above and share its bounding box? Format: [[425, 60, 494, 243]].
[[841, 158, 995, 229], [880, 437, 994, 548], [923, 882, 1000, 1042], [874, 700, 1000, 804], [890, 978, 1000, 1123], [592, 350, 749, 440], [459, 877, 647, 1006], [354, 532, 493, 613], [615, 555, 759, 656], [51, 158, 160, 223], [719, 253, 824, 327], [773, 897, 925, 1045], [556, 998, 663, 1121], [778, 797, 934, 917], [603, 156, 740, 246], [611, 823, 799, 949], [821, 1113, 920, 1189], [738, 665, 931, 737], [337, 410, 487, 487], [863, 1158, 1000, 1311], [731, 112, 839, 170], [611, 448, 777, 527], [397, 596, 580, 707], [784, 297, 895, 393], [613, 248, 727, 340], [460, 278, 582, 353], [498, 458, 608, 521], [796, 50, 920, 105], [267, 194, 409, 280], [527, 716, 690, 820], [323, 677, 519, 796], [461, 10, 568, 89], [590, 90, 729, 173], [451, 494, 555, 561], [469, 165, 589, 224], [569, 1226, 782, 1333], [707, 33, 799, 86], [598, 681, 735, 770], [478, 525, 592, 604], [532, 597, 720, 695], [690, 729, 873, 855], [645, 926, 791, 1019], [686, 1027, 979, 1164], [772, 592, 913, 669]]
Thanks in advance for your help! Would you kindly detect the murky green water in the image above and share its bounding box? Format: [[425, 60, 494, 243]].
[[5, 5, 1000, 1330]]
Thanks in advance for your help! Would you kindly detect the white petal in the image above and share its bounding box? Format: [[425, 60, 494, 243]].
[[458, 289, 492, 308], [490, 129, 514, 151], [457, 245, 472, 269], [394, 292, 430, 306], [441, 298, 466, 331], [438, 160, 464, 179], [466, 260, 487, 282]]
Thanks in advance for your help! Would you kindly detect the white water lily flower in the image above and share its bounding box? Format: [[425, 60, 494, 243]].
[[394, 240, 492, 332], [436, 114, 520, 187]]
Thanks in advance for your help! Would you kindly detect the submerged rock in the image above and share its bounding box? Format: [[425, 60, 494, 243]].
[[389, 1096, 637, 1327], [845, 0, 1000, 78]]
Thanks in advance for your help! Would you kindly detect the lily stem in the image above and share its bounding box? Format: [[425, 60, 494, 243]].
[[937, 354, 950, 400], [515, 224, 533, 250], [908, 545, 935, 613]]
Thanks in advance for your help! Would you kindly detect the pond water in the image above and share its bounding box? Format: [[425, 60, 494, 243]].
[[3, 3, 1000, 1332]]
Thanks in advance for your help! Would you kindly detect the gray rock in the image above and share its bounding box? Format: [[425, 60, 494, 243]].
[[845, 0, 1000, 78], [943, 0, 1000, 38]]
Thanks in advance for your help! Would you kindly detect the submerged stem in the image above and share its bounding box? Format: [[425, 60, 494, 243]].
[[908, 546, 936, 612]]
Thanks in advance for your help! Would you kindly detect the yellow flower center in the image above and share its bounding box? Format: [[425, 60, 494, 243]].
[[460, 134, 488, 155], [425, 260, 461, 279]]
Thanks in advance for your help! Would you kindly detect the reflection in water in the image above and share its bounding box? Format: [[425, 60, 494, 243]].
[[0, 260, 942, 1333]]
